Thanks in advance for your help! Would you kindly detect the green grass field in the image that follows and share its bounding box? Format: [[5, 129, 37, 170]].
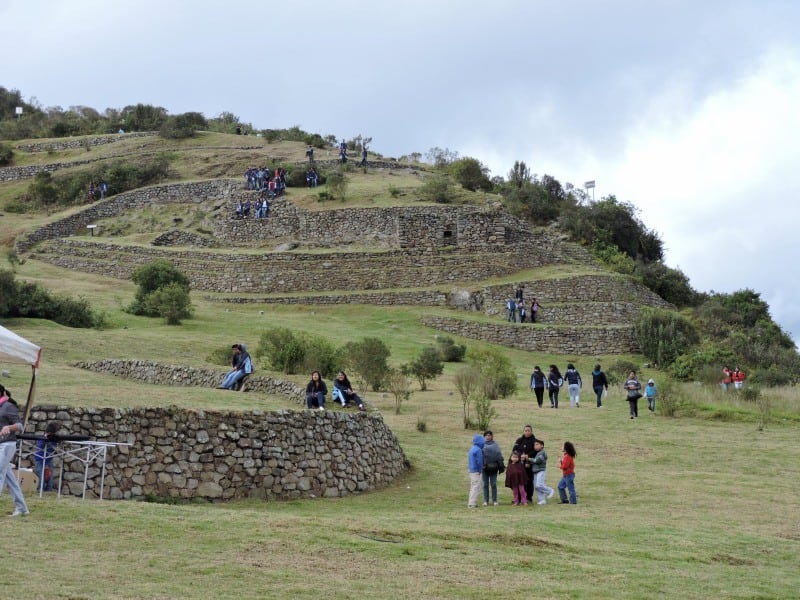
[[1, 134, 799, 599], [2, 291, 799, 599]]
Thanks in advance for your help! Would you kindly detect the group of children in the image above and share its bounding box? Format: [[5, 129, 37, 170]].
[[468, 430, 577, 508]]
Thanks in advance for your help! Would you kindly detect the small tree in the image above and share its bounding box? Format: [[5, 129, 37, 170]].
[[469, 348, 517, 399], [325, 169, 348, 201], [256, 327, 306, 374], [340, 337, 391, 391], [142, 282, 193, 325], [406, 346, 444, 391], [128, 260, 191, 317], [0, 142, 13, 166], [418, 174, 454, 204], [385, 367, 412, 414], [455, 365, 482, 428], [474, 393, 497, 431], [436, 336, 466, 362]]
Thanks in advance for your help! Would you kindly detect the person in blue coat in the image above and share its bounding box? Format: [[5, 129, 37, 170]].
[[467, 433, 485, 508]]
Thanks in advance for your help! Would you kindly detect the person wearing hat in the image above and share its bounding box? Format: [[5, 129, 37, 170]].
[[645, 378, 657, 413]]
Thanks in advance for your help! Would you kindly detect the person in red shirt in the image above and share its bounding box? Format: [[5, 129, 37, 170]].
[[732, 367, 745, 390], [721, 366, 732, 391], [557, 441, 577, 504]]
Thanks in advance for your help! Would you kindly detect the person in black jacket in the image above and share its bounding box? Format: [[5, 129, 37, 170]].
[[305, 371, 328, 410], [530, 366, 546, 408], [592, 364, 609, 408], [511, 424, 540, 504]]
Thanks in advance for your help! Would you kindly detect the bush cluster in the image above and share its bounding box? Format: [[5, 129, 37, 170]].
[[0, 141, 13, 166], [0, 270, 104, 328], [126, 260, 192, 325], [14, 155, 172, 213]]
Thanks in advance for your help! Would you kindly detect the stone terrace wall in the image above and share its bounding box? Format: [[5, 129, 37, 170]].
[[217, 204, 536, 250], [0, 157, 98, 182], [74, 360, 304, 400], [15, 132, 157, 153], [33, 238, 580, 292], [213, 290, 449, 307], [481, 275, 674, 310], [15, 179, 240, 252], [421, 315, 639, 355], [25, 406, 408, 501]]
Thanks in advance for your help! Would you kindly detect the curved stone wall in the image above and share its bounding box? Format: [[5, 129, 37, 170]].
[[420, 315, 640, 355], [73, 360, 304, 399], [24, 405, 408, 501]]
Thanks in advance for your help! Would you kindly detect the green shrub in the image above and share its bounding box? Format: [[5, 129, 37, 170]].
[[0, 270, 102, 328], [474, 394, 497, 431], [750, 366, 793, 387], [339, 337, 390, 392], [385, 367, 412, 415], [635, 308, 699, 368], [127, 260, 191, 317], [405, 346, 444, 391], [0, 142, 13, 166], [256, 327, 306, 374], [455, 365, 481, 428], [416, 416, 427, 433], [418, 174, 454, 204], [325, 169, 348, 201], [207, 345, 235, 366], [142, 282, 193, 325], [469, 348, 517, 399], [606, 360, 639, 385], [654, 379, 683, 417], [159, 112, 207, 139], [448, 157, 492, 192], [436, 336, 466, 362], [301, 337, 338, 379]]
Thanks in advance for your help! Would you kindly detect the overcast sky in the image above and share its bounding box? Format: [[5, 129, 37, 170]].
[[3, 0, 799, 343]]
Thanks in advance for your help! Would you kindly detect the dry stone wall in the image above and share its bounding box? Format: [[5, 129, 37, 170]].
[[15, 180, 240, 252], [24, 405, 408, 501], [421, 315, 640, 354], [14, 132, 157, 153], [73, 360, 304, 399], [481, 275, 674, 311]]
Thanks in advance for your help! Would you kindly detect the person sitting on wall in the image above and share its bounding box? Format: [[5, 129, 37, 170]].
[[218, 344, 253, 390], [332, 371, 366, 411], [305, 371, 327, 410]]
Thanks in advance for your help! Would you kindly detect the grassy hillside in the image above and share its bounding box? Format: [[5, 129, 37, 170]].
[[1, 134, 799, 599]]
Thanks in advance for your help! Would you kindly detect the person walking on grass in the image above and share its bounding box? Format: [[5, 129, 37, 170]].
[[645, 378, 657, 412], [504, 451, 528, 506], [467, 433, 485, 508], [624, 370, 642, 419], [530, 366, 546, 408], [531, 439, 554, 505], [564, 363, 582, 408], [557, 441, 577, 505], [547, 365, 563, 408], [592, 364, 609, 408]]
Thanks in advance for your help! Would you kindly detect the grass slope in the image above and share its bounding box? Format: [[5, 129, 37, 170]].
[[1, 135, 798, 599]]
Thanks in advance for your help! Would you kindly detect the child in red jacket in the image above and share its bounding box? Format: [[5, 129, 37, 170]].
[[557, 441, 577, 504]]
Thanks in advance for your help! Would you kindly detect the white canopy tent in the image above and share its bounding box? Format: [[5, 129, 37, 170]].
[[0, 324, 42, 426]]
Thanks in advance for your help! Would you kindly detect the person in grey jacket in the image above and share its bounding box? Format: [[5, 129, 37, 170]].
[[481, 430, 505, 506], [0, 386, 30, 516]]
